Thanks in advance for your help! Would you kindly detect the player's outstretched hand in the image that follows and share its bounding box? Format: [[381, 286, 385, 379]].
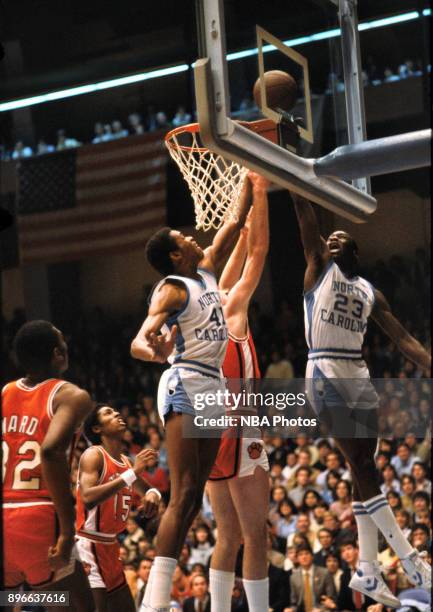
[[133, 448, 158, 475], [141, 489, 161, 518], [248, 171, 270, 190], [48, 532, 75, 571], [147, 324, 177, 363]]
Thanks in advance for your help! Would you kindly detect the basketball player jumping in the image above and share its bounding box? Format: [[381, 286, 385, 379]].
[[76, 403, 161, 612], [208, 173, 270, 612], [131, 176, 253, 611], [2, 320, 94, 610], [292, 193, 431, 607]]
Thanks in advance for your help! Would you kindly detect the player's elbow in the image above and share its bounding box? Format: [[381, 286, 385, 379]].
[[130, 338, 142, 359], [40, 442, 66, 461]]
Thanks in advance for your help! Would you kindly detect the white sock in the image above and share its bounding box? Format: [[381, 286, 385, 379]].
[[243, 577, 269, 612], [364, 494, 413, 559], [141, 565, 154, 609], [149, 556, 177, 608], [209, 568, 235, 612], [352, 501, 378, 563]]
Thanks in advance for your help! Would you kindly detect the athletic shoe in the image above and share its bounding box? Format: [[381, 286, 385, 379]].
[[349, 562, 401, 608], [401, 550, 432, 590]]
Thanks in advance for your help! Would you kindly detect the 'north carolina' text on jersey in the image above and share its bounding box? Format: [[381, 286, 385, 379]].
[[304, 261, 375, 360], [154, 267, 228, 377]]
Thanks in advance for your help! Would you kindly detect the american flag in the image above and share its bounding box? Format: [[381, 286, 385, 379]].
[[17, 132, 167, 264]]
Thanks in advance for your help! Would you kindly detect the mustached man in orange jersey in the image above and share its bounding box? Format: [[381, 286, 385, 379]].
[[2, 320, 94, 610], [75, 404, 161, 612], [207, 173, 271, 612]]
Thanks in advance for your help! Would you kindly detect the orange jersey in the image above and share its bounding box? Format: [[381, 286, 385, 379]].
[[2, 378, 68, 505], [222, 332, 261, 380], [76, 446, 133, 543]]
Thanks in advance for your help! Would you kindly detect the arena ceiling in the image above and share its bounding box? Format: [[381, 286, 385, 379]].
[[0, 0, 428, 100]]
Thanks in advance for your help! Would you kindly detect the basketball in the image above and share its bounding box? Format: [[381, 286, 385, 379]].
[[253, 70, 298, 112]]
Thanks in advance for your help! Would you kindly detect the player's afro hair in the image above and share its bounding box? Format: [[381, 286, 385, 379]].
[[83, 403, 107, 445], [13, 320, 60, 372], [145, 227, 178, 276]]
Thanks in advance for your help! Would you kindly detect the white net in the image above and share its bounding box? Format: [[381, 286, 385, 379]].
[[165, 124, 248, 231]]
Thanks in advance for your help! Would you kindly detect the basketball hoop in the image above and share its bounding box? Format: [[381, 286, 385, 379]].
[[165, 119, 277, 231]]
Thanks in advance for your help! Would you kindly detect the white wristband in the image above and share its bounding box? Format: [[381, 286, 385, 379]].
[[122, 468, 138, 487], [146, 487, 162, 501]]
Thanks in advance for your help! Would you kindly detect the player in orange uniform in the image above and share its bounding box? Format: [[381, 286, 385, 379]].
[[2, 320, 93, 609], [208, 174, 271, 612], [76, 403, 161, 611]]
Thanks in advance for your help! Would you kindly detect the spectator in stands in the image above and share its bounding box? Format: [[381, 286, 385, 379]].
[[386, 490, 403, 511], [92, 122, 105, 144], [412, 491, 430, 522], [384, 67, 400, 83], [316, 451, 348, 489], [287, 514, 317, 552], [276, 499, 298, 539], [102, 124, 114, 141], [391, 442, 421, 477], [172, 105, 192, 127], [122, 517, 145, 559], [330, 480, 353, 522], [380, 464, 401, 494], [36, 139, 55, 155], [12, 141, 33, 159], [338, 540, 375, 610], [265, 349, 294, 379], [313, 529, 336, 568], [400, 474, 416, 512], [182, 573, 210, 612], [155, 111, 170, 130], [289, 467, 319, 508], [139, 451, 170, 499], [325, 553, 343, 598], [231, 578, 248, 612], [112, 120, 129, 139], [56, 129, 81, 150], [188, 524, 214, 568], [128, 112, 145, 135], [321, 470, 340, 506], [269, 437, 289, 466], [313, 440, 332, 471], [171, 564, 191, 604], [412, 462, 431, 494], [300, 490, 322, 522], [410, 524, 431, 551], [135, 557, 153, 609], [395, 509, 412, 539], [282, 451, 299, 483], [288, 544, 336, 611]]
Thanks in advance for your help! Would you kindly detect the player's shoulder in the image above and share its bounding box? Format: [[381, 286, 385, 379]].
[[1, 380, 15, 395], [79, 445, 104, 467], [52, 383, 93, 414]]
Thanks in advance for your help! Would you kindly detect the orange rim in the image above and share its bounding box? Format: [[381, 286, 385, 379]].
[[164, 118, 278, 152]]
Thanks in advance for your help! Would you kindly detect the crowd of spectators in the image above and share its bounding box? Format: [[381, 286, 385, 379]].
[[1, 249, 431, 611], [1, 56, 430, 162]]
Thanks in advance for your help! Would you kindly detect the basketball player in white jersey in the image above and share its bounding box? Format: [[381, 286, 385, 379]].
[[131, 176, 253, 611], [207, 173, 270, 612], [292, 192, 431, 607]]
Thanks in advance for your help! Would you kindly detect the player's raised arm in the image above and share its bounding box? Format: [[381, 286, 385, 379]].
[[218, 226, 248, 292], [290, 192, 329, 261], [290, 192, 331, 292], [130, 282, 185, 362], [78, 447, 159, 510], [202, 174, 253, 276], [370, 289, 431, 371], [40, 385, 93, 570], [225, 173, 270, 313]]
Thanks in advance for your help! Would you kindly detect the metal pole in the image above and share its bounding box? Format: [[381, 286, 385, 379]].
[[338, 0, 371, 194], [195, 0, 230, 135], [314, 129, 432, 179]]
